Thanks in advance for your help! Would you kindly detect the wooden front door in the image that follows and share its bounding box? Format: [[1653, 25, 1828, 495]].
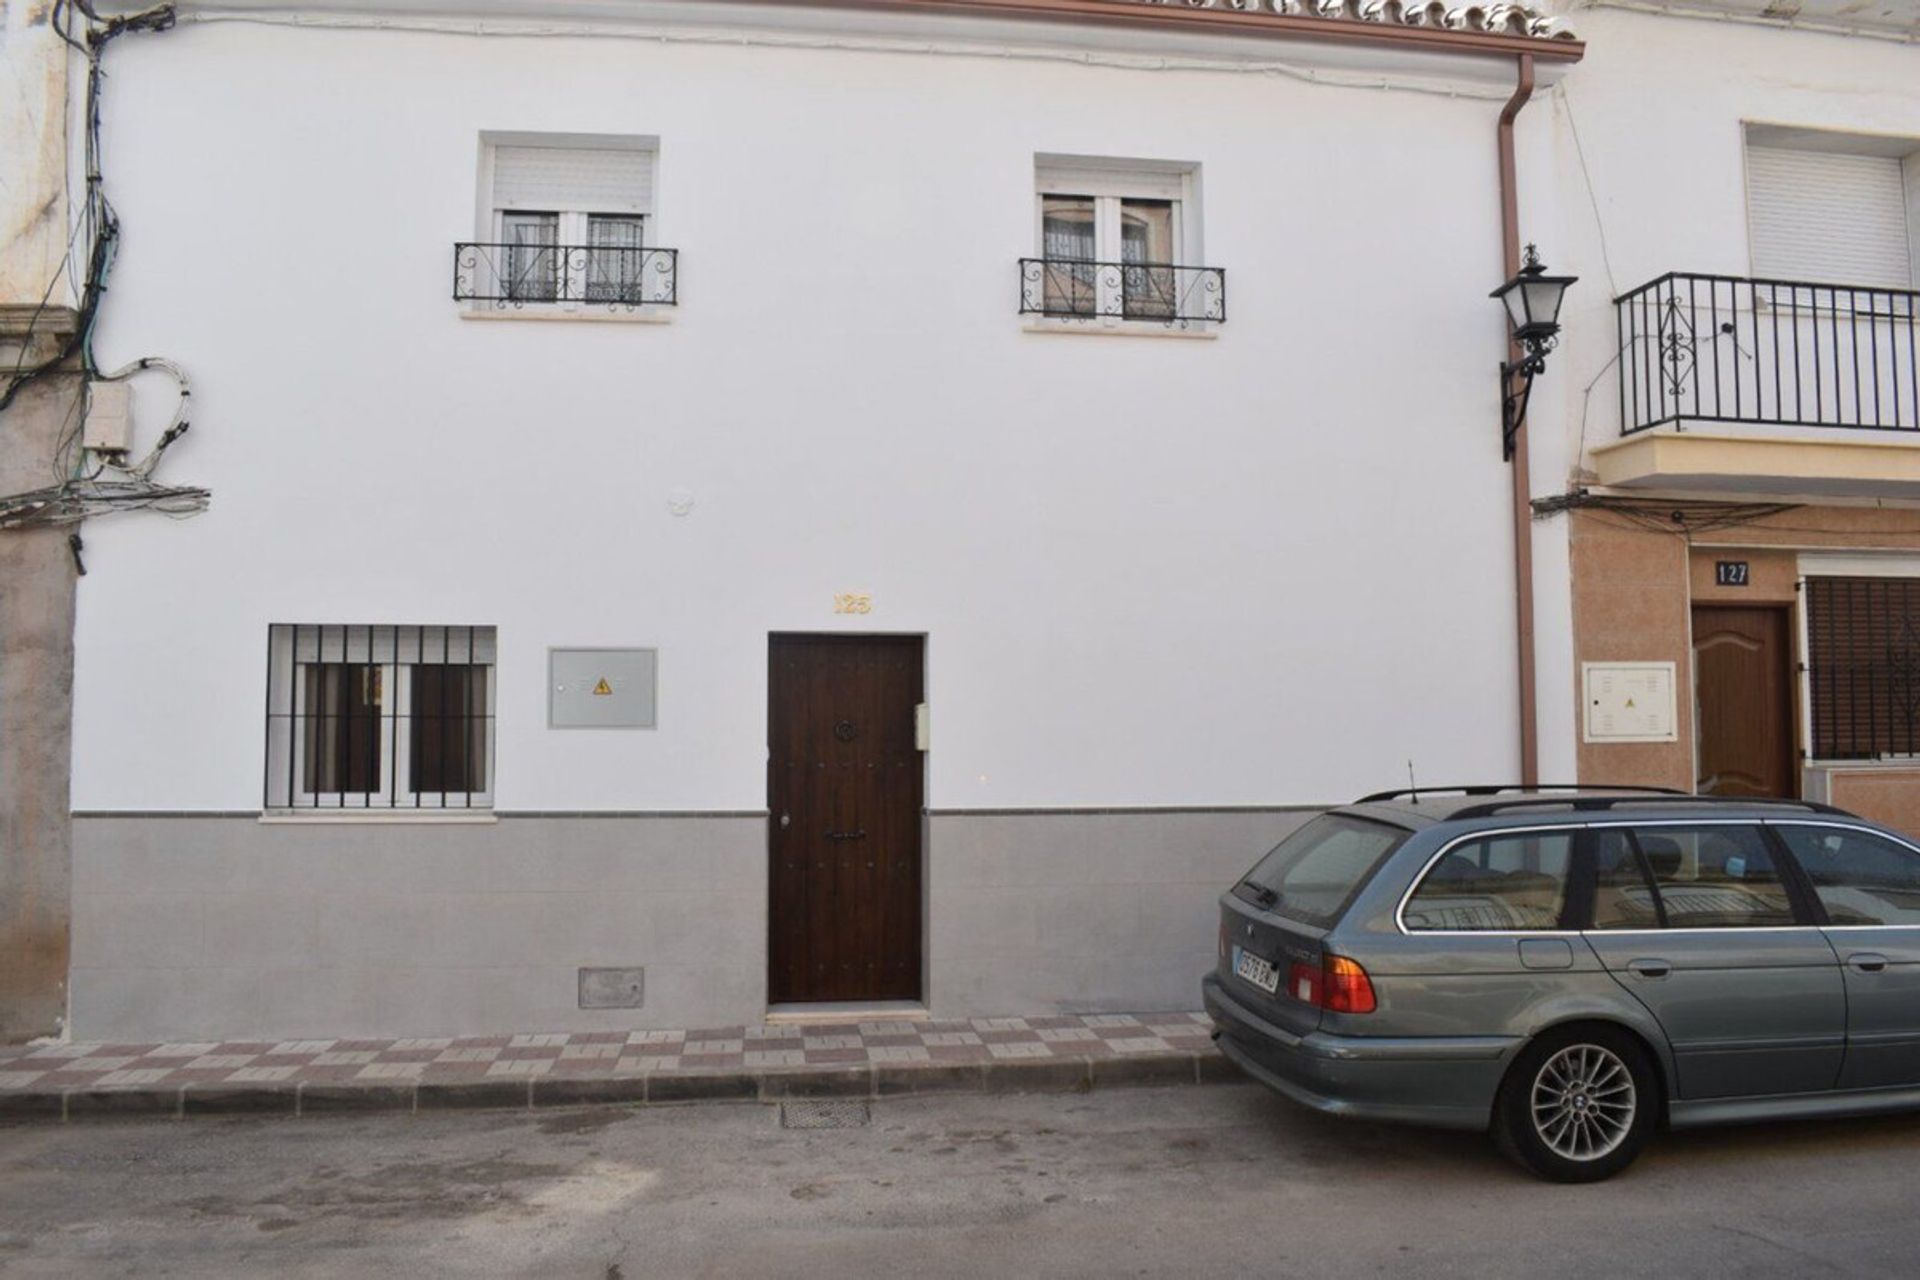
[[1693, 605, 1796, 798], [768, 634, 924, 1004]]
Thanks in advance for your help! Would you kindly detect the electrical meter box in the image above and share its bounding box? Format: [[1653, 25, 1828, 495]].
[[1581, 661, 1677, 744], [83, 381, 133, 454], [549, 648, 657, 729]]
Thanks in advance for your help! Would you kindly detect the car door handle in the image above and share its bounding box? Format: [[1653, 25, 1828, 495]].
[[1848, 953, 1890, 974], [1626, 959, 1672, 980]]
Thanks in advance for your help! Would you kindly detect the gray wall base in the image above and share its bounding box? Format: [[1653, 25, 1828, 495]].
[[926, 809, 1313, 1017], [70, 808, 1315, 1041]]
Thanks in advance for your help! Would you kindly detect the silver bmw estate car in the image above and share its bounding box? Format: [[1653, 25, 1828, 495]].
[[1202, 787, 1920, 1181]]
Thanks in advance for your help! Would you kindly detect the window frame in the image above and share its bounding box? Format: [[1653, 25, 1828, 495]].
[[1234, 812, 1411, 931], [1741, 124, 1920, 293], [265, 625, 498, 813], [470, 133, 665, 316], [1567, 822, 1822, 932], [1768, 819, 1920, 930], [1393, 824, 1587, 937], [1397, 825, 1581, 935], [1394, 819, 1841, 936], [1029, 156, 1208, 328]]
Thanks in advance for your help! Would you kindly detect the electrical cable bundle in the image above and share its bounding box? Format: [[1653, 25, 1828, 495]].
[[0, 2, 204, 547]]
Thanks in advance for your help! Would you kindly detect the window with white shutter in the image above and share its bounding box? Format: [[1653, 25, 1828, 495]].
[[457, 133, 675, 311], [1745, 130, 1918, 290]]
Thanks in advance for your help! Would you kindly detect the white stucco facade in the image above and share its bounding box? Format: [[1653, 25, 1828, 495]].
[[71, 10, 1549, 815]]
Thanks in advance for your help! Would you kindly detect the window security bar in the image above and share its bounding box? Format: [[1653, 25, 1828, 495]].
[[264, 624, 496, 810], [453, 243, 679, 309], [1018, 258, 1226, 326], [1616, 272, 1919, 436], [1807, 578, 1920, 762]]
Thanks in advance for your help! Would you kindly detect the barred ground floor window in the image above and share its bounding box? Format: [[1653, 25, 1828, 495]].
[[1806, 577, 1920, 761], [265, 624, 496, 810]]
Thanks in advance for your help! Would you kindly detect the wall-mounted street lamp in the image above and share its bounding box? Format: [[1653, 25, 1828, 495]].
[[1490, 244, 1577, 461]]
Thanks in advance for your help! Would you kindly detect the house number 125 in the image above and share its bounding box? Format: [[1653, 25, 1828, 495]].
[[834, 593, 873, 615]]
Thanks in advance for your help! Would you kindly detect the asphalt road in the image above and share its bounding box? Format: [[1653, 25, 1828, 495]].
[[2, 1082, 1916, 1278]]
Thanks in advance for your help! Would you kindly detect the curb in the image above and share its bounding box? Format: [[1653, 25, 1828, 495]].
[[0, 1047, 1233, 1124]]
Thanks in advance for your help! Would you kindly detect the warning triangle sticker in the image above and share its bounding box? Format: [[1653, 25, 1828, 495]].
[[592, 678, 614, 696]]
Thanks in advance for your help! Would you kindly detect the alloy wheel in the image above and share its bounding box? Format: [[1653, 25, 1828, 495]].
[[1529, 1043, 1637, 1162]]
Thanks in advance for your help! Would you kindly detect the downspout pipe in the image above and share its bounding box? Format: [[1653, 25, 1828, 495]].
[[1498, 53, 1539, 787]]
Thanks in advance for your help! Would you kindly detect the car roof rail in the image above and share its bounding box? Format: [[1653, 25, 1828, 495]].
[[1353, 784, 1687, 804], [1440, 794, 1852, 821]]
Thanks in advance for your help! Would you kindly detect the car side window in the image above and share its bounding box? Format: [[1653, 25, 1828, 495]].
[[1591, 829, 1661, 930], [1776, 825, 1920, 927], [1630, 825, 1795, 928], [1403, 831, 1573, 932]]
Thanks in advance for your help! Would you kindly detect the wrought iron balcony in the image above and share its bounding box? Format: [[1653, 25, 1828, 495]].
[[1018, 258, 1226, 326], [1617, 272, 1918, 436], [453, 242, 678, 309]]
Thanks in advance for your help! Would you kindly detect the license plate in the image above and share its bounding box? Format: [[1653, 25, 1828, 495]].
[[1232, 945, 1280, 994]]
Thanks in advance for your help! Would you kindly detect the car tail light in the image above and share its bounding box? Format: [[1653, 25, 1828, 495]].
[[1287, 954, 1376, 1015], [1322, 955, 1377, 1014], [1218, 920, 1229, 962], [1287, 961, 1322, 1007]]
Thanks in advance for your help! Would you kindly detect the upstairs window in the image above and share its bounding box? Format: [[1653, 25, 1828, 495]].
[[1022, 157, 1223, 327], [1746, 126, 1918, 290], [456, 135, 676, 311], [265, 625, 496, 811]]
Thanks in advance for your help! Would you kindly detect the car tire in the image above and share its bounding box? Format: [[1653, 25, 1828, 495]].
[[1492, 1024, 1659, 1183]]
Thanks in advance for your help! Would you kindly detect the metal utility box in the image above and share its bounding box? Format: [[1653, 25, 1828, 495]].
[[578, 967, 645, 1009], [83, 381, 133, 454], [1581, 661, 1677, 744], [549, 647, 657, 729]]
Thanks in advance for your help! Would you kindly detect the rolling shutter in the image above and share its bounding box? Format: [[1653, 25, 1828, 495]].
[[492, 146, 652, 214], [1747, 145, 1913, 289], [1806, 577, 1920, 760]]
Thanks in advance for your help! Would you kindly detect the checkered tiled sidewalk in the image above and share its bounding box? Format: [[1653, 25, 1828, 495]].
[[0, 1013, 1221, 1117]]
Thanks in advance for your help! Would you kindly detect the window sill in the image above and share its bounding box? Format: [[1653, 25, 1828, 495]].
[[1021, 318, 1217, 340], [258, 810, 498, 825], [458, 304, 673, 325]]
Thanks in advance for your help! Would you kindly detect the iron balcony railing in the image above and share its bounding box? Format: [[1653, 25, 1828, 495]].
[[1018, 258, 1226, 326], [453, 242, 679, 309], [1617, 271, 1919, 436]]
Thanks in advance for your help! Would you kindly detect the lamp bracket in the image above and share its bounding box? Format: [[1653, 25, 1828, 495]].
[[1499, 334, 1555, 462]]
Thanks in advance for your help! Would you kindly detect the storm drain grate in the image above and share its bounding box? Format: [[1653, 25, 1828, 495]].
[[779, 1101, 871, 1130]]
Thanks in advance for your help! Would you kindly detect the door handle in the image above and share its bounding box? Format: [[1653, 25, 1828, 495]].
[[1626, 959, 1672, 980], [1848, 953, 1890, 974], [824, 828, 867, 841]]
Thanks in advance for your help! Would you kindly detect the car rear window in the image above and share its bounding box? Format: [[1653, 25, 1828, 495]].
[[1237, 814, 1407, 929], [1403, 830, 1574, 932]]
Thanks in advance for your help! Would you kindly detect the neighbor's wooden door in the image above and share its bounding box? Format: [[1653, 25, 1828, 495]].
[[768, 634, 924, 1004], [1693, 605, 1796, 798]]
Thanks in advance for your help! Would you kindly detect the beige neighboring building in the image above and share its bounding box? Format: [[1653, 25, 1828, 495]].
[[0, 0, 81, 1041], [1542, 1, 1920, 832], [1569, 504, 1920, 831]]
